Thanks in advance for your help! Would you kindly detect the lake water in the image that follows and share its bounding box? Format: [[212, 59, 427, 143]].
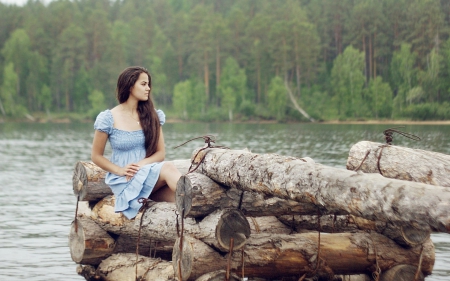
[[0, 121, 449, 280]]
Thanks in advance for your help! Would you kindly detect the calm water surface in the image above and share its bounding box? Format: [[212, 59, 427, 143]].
[[0, 121, 449, 280]]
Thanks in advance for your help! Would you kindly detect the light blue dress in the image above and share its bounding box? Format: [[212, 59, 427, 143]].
[[94, 109, 166, 219]]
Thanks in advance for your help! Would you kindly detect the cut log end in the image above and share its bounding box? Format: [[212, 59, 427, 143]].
[[176, 175, 193, 217], [69, 218, 116, 265], [216, 209, 251, 251], [398, 224, 431, 248], [379, 264, 424, 281], [70, 220, 86, 263], [73, 161, 88, 196], [172, 237, 194, 281]]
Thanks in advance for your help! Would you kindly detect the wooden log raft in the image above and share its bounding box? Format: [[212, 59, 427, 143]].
[[346, 141, 450, 187], [72, 159, 191, 201], [277, 214, 431, 247], [172, 232, 434, 280], [191, 148, 450, 233]]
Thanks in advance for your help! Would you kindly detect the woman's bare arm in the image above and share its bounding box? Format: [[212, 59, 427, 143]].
[[136, 127, 166, 166]]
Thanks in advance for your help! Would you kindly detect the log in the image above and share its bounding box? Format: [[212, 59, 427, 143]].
[[69, 217, 116, 265], [277, 214, 431, 247], [72, 159, 191, 201], [73, 213, 291, 266], [246, 215, 293, 235], [379, 264, 424, 281], [192, 148, 450, 233], [172, 232, 434, 280], [172, 235, 225, 281], [96, 253, 176, 281], [209, 209, 250, 251], [88, 196, 252, 252], [346, 141, 450, 187], [176, 172, 339, 218], [338, 275, 371, 281], [71, 196, 293, 265], [76, 264, 99, 281], [195, 270, 240, 281], [70, 213, 174, 265]]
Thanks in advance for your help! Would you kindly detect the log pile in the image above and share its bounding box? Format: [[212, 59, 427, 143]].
[[69, 143, 450, 281]]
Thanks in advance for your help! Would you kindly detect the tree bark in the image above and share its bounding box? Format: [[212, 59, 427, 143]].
[[172, 232, 434, 281], [176, 172, 336, 218], [72, 159, 191, 202], [96, 253, 176, 281], [346, 141, 450, 187], [191, 148, 450, 233], [277, 214, 431, 248]]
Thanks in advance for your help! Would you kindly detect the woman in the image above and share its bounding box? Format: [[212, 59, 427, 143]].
[[91, 66, 181, 219]]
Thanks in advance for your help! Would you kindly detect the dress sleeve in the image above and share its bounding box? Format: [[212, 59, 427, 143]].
[[94, 110, 113, 135], [156, 109, 165, 126]]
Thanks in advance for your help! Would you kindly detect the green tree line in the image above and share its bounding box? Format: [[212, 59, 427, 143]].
[[1, 0, 450, 121]]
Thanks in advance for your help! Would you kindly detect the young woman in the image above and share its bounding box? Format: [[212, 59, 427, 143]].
[[91, 66, 181, 219]]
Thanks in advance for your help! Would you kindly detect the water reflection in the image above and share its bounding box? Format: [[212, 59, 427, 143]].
[[0, 122, 449, 280]]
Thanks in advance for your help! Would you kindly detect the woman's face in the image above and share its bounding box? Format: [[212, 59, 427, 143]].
[[130, 72, 151, 101]]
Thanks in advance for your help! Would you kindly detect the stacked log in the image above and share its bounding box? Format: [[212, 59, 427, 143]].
[[346, 141, 450, 187], [69, 145, 450, 280]]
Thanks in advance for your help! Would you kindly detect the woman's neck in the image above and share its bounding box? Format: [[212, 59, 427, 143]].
[[120, 101, 138, 114]]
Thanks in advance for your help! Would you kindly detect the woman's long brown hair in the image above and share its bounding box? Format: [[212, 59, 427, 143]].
[[116, 66, 160, 158]]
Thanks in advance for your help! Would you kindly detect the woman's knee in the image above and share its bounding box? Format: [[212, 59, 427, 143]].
[[161, 162, 180, 175]]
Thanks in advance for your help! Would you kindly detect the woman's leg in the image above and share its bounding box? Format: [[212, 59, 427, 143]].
[[150, 162, 182, 202]]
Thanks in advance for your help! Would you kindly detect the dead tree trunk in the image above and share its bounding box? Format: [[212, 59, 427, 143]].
[[346, 141, 450, 187], [192, 148, 450, 233], [172, 232, 434, 281], [176, 172, 337, 218], [73, 160, 191, 201], [277, 214, 431, 248]]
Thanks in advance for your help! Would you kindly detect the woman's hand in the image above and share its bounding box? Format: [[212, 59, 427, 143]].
[[118, 163, 140, 181]]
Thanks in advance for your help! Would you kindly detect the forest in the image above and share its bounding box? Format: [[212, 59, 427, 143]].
[[0, 0, 449, 122]]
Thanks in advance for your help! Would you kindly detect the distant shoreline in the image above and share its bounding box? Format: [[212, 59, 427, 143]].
[[1, 116, 450, 125], [317, 120, 450, 125]]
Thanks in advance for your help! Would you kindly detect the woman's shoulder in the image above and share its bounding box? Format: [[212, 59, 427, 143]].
[[94, 109, 113, 133], [156, 109, 165, 125]]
